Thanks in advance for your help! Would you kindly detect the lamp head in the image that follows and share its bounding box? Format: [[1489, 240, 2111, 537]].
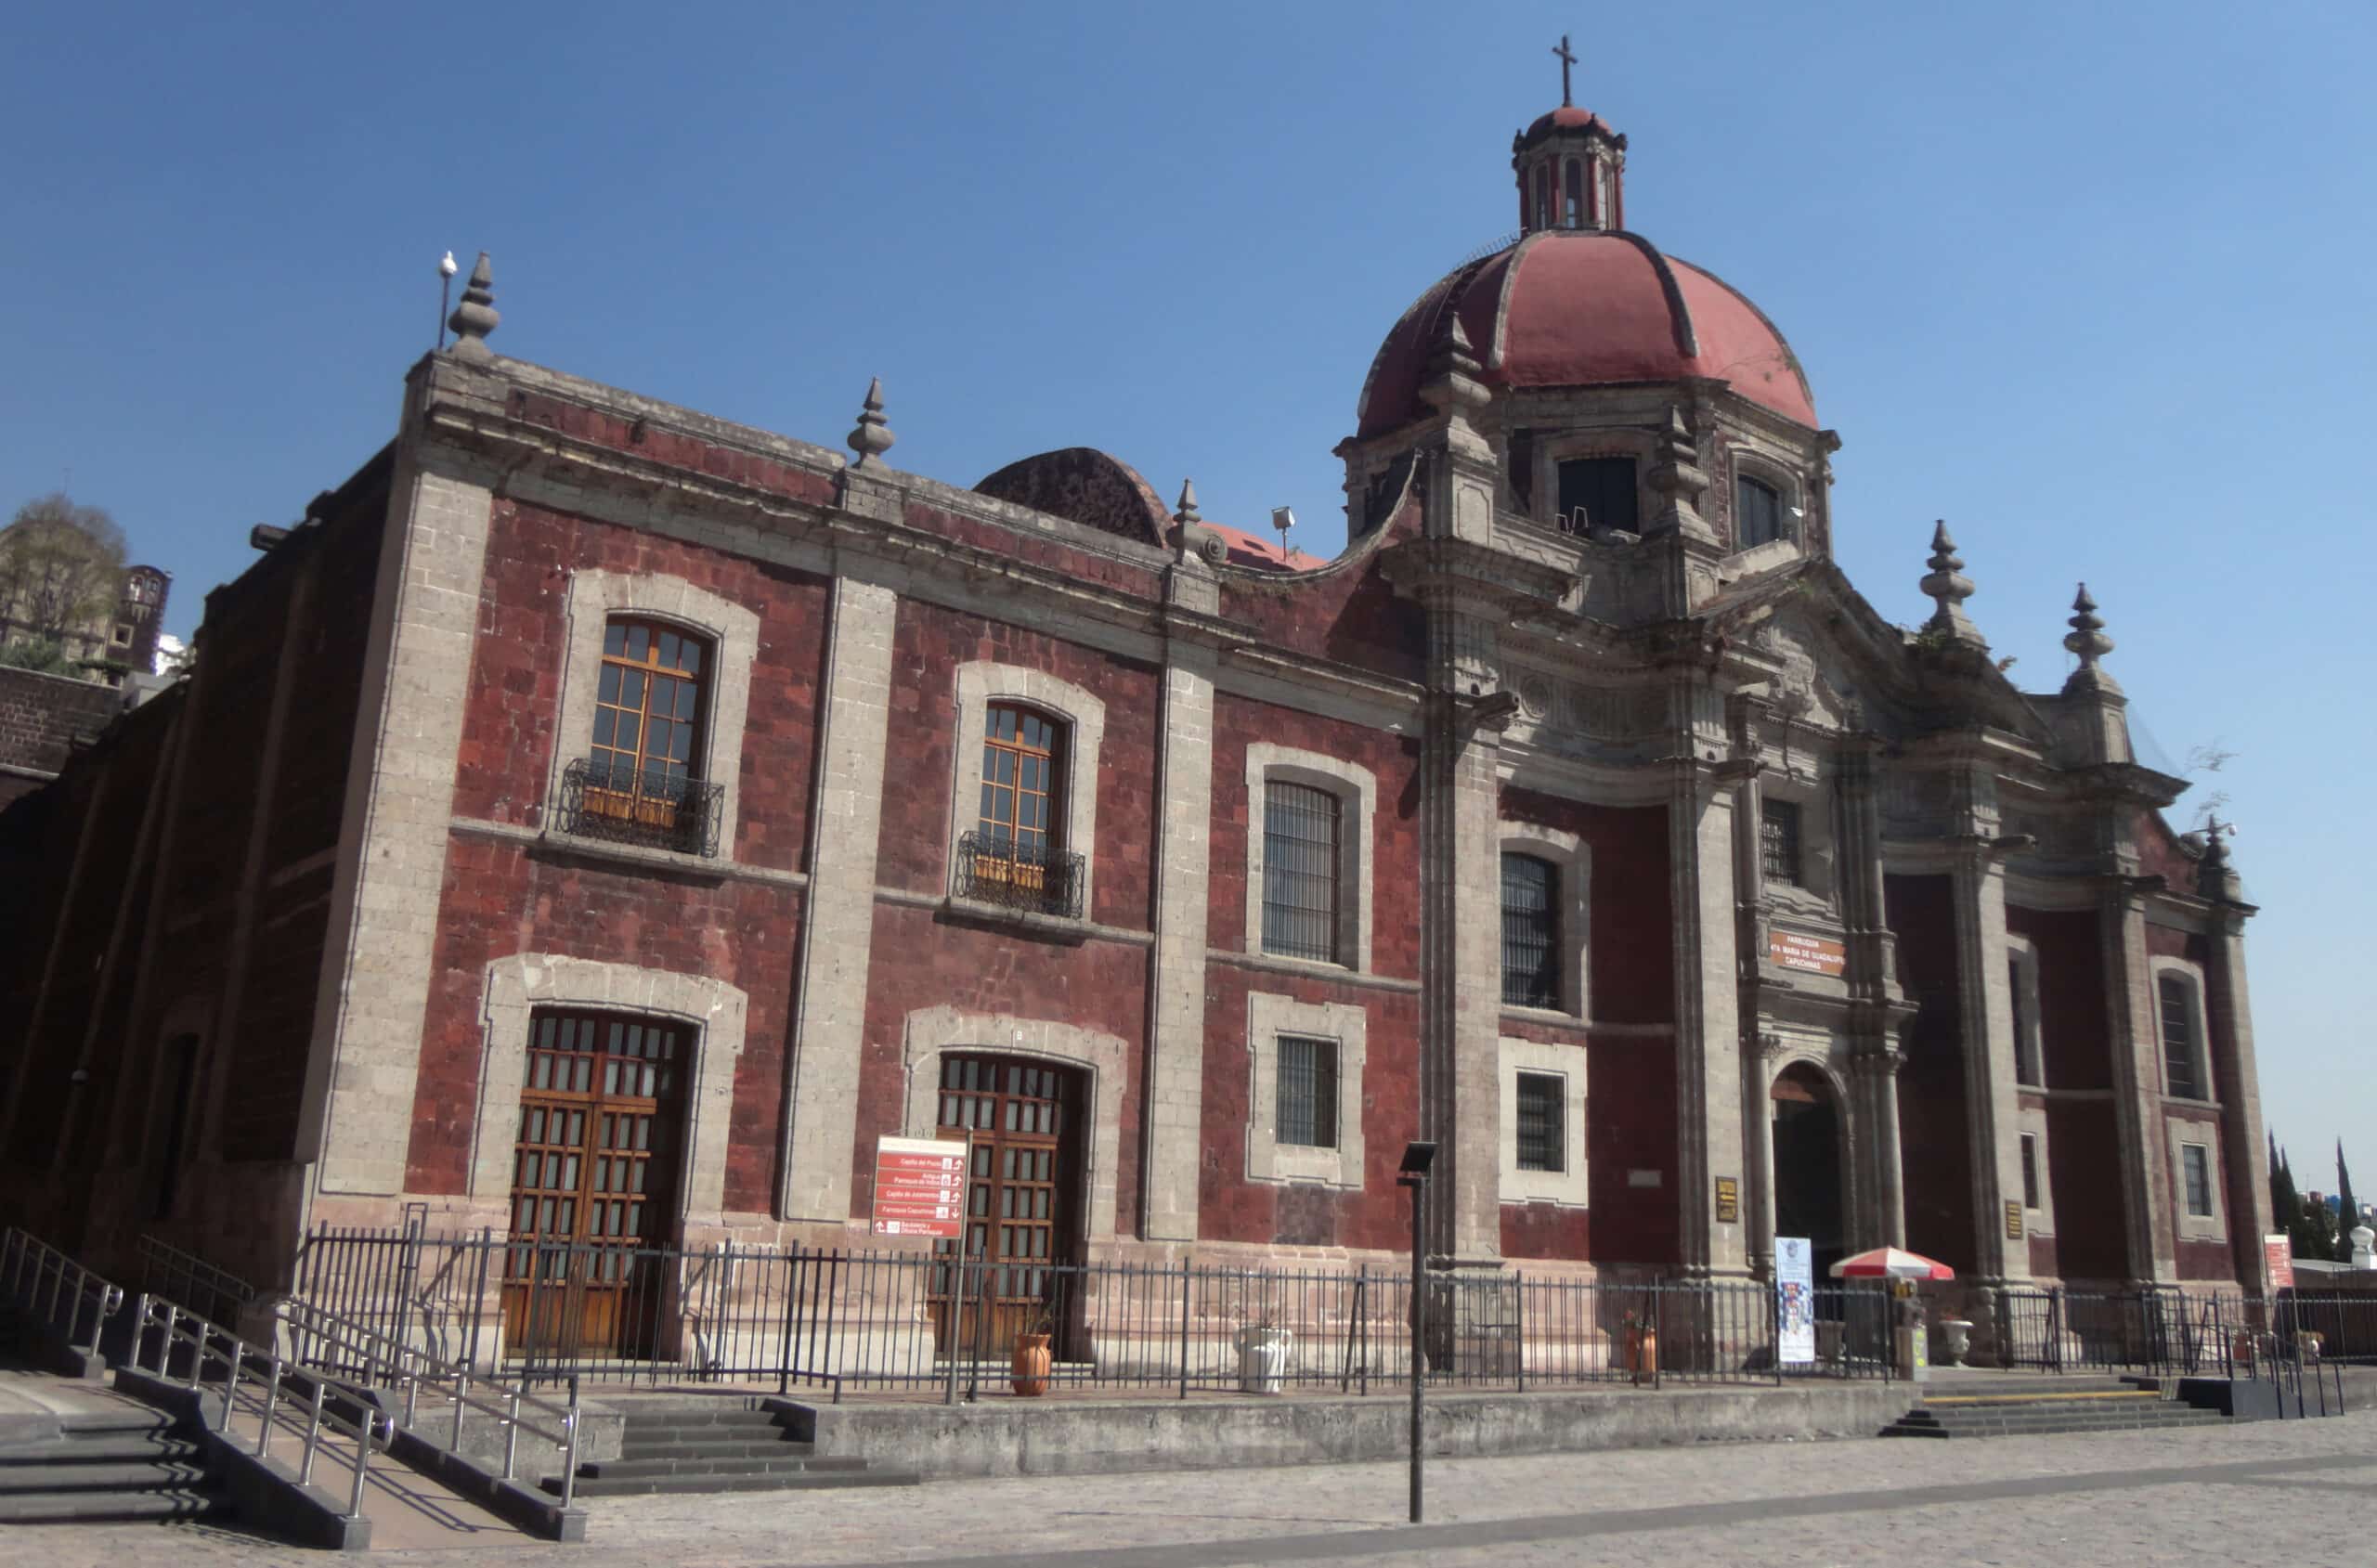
[[1398, 1140, 1437, 1178]]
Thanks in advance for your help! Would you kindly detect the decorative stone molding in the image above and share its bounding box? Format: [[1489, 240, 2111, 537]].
[[1244, 992, 1368, 1190], [546, 569, 761, 858], [898, 1006, 1127, 1244], [1498, 1036, 1588, 1208], [1496, 822, 1591, 1017], [2165, 1119, 2228, 1242], [1242, 744, 1376, 972], [466, 955, 748, 1224], [946, 663, 1107, 916], [2147, 956, 2215, 1103]]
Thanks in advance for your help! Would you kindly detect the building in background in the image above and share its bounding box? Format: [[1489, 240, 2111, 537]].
[[0, 92, 2271, 1367]]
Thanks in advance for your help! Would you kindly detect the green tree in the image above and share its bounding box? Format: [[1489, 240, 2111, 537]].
[[0, 637, 82, 676], [0, 493, 129, 651]]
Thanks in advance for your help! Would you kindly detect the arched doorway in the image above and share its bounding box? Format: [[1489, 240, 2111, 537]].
[[928, 1054, 1086, 1359], [1771, 1063, 1847, 1280]]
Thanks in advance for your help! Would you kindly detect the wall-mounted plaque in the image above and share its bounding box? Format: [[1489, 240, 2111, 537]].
[[1715, 1176, 1740, 1224], [1770, 929, 1847, 977]]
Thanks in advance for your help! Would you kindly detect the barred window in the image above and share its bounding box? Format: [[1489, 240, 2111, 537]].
[[2020, 1133, 2040, 1211], [1263, 782, 1342, 964], [1500, 853, 1560, 1008], [1275, 1035, 1338, 1149], [2182, 1143, 2213, 1218], [2159, 974, 2203, 1100], [1515, 1071, 1565, 1173], [1736, 474, 1786, 548], [1760, 798, 1802, 887]]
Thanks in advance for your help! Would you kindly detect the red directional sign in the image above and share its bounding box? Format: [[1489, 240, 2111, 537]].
[[871, 1135, 968, 1238]]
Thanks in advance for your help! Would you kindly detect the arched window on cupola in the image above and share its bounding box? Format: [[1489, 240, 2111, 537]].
[[1563, 161, 1584, 228], [1533, 163, 1552, 232], [1595, 162, 1616, 229]]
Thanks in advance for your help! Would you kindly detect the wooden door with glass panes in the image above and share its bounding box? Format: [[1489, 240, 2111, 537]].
[[502, 1010, 685, 1357], [927, 1055, 1083, 1358]]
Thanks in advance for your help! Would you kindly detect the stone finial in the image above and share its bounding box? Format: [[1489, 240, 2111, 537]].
[[2197, 816, 2243, 902], [1642, 404, 1711, 543], [447, 251, 499, 358], [1418, 310, 1488, 419], [846, 377, 895, 469], [2061, 581, 2121, 694], [1171, 479, 1227, 567], [1917, 521, 1984, 648]]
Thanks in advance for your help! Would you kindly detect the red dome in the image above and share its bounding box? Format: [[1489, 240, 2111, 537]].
[[1525, 105, 1617, 137], [1355, 230, 1816, 439]]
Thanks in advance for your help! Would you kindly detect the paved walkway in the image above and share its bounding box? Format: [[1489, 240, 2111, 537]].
[[10, 1401, 2371, 1565]]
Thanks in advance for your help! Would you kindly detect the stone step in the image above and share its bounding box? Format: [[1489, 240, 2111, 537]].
[[0, 1434, 209, 1466], [619, 1436, 819, 1461], [0, 1486, 228, 1524], [0, 1459, 214, 1495], [578, 1453, 872, 1481], [614, 1406, 792, 1428], [548, 1468, 920, 1499]]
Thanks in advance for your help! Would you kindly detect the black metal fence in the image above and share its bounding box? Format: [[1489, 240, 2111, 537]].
[[555, 758, 725, 858], [290, 1226, 1905, 1399]]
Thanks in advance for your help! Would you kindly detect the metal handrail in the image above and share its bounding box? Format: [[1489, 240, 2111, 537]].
[[138, 1234, 259, 1319], [1, 1225, 125, 1360], [276, 1294, 580, 1506], [128, 1290, 393, 1523]]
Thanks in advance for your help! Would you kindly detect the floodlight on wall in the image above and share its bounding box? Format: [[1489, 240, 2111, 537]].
[[1398, 1140, 1437, 1178]]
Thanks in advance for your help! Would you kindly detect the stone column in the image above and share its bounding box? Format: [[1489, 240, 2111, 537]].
[[1854, 1045, 1908, 1250], [779, 571, 899, 1224], [1950, 846, 2031, 1284], [1141, 608, 1216, 1242], [1834, 745, 1908, 1252], [2100, 880, 2177, 1283], [1745, 1035, 1779, 1277], [1669, 711, 1748, 1279]]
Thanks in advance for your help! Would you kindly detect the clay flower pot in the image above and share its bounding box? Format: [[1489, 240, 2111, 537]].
[[1010, 1330, 1053, 1397], [1626, 1326, 1658, 1384]]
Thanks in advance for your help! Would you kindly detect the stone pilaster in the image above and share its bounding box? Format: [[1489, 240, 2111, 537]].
[[1950, 846, 2030, 1283], [2101, 882, 2177, 1282], [1745, 1033, 1779, 1278], [779, 572, 898, 1223], [2198, 842, 2272, 1285], [1416, 620, 1509, 1262], [1669, 693, 1748, 1278], [1835, 746, 1903, 1251], [1141, 638, 1216, 1242], [299, 443, 496, 1197]]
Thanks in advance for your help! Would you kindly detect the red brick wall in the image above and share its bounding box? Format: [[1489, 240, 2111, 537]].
[[873, 599, 1162, 927], [851, 902, 1151, 1229], [0, 667, 119, 785], [1217, 494, 1426, 682], [408, 836, 804, 1212], [1205, 699, 1423, 975], [1197, 965, 1422, 1251], [1497, 787, 1678, 1264], [2008, 905, 2111, 1092], [454, 499, 830, 871], [1886, 874, 1976, 1275]]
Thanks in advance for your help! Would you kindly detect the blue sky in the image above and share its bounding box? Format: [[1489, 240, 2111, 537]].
[[6, 3, 2371, 1196]]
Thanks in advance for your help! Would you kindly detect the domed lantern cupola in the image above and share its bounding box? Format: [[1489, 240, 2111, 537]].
[[1513, 35, 1626, 234]]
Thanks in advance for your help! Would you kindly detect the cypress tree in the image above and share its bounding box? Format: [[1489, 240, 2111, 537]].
[[2341, 1141, 2363, 1251]]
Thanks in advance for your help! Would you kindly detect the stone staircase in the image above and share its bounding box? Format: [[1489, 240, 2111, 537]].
[[544, 1402, 919, 1498], [0, 1405, 229, 1525], [1882, 1376, 2226, 1439]]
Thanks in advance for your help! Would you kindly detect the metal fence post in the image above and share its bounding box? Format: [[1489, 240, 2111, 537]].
[[1178, 1263, 1191, 1401]]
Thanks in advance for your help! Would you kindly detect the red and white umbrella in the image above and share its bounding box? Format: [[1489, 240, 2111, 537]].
[[1828, 1247, 1955, 1281]]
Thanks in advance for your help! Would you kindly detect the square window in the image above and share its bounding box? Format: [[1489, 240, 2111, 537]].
[[1275, 1035, 1338, 1149], [2182, 1143, 2214, 1219], [1515, 1072, 1565, 1173], [1554, 456, 1638, 535]]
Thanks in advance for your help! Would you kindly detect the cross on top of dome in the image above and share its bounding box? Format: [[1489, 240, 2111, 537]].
[[1552, 33, 1578, 107]]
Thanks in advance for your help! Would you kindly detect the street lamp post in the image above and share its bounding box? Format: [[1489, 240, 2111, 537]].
[[1396, 1140, 1437, 1525]]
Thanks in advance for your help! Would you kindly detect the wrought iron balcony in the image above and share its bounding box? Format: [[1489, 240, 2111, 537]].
[[556, 758, 724, 860], [952, 830, 1085, 921]]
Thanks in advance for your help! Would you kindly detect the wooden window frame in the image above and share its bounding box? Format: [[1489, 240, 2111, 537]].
[[586, 616, 711, 833]]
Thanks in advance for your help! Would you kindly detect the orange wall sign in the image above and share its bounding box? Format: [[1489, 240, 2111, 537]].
[[872, 1135, 968, 1238], [1770, 929, 1847, 977]]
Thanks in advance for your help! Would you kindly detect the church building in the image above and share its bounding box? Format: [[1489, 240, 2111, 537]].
[[1, 83, 2272, 1355]]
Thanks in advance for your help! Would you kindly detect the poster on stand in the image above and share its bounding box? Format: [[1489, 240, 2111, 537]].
[[2264, 1234, 2294, 1293], [1776, 1236, 1816, 1366]]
